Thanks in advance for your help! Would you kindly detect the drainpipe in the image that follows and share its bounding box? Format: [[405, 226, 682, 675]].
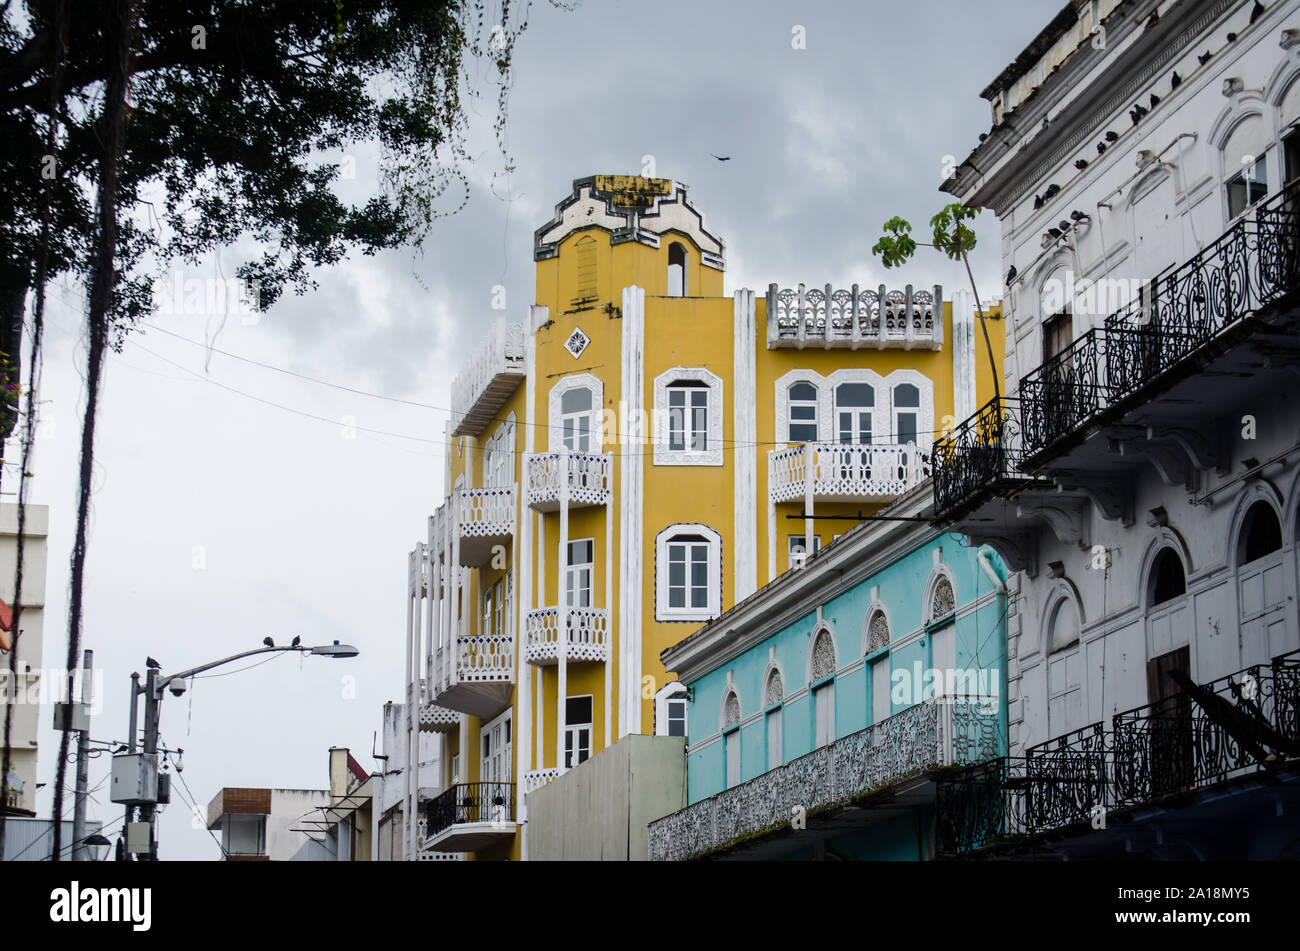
[[977, 547, 1009, 756]]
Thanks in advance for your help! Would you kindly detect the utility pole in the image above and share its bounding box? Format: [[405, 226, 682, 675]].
[[139, 666, 159, 861], [119, 670, 139, 861], [71, 648, 92, 861]]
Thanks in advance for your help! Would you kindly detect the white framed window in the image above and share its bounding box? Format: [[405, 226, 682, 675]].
[[834, 381, 874, 445], [563, 695, 593, 769], [655, 524, 722, 621], [565, 538, 593, 608], [722, 689, 741, 788], [548, 374, 604, 453], [483, 415, 515, 487], [1222, 114, 1269, 221], [786, 381, 819, 442], [764, 667, 784, 770], [653, 368, 723, 465], [893, 383, 921, 446], [480, 709, 512, 785], [655, 681, 689, 738]]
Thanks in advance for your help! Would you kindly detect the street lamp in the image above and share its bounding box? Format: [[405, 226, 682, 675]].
[[114, 639, 360, 860], [81, 832, 112, 862]]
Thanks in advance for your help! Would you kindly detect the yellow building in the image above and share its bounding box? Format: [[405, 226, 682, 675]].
[[403, 175, 1004, 860]]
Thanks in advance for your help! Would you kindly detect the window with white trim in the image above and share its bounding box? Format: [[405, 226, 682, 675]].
[[786, 381, 819, 442], [787, 534, 822, 570], [560, 387, 594, 452], [563, 695, 593, 769], [565, 539, 593, 608], [1223, 115, 1269, 220], [893, 383, 921, 446], [656, 524, 722, 620], [655, 682, 688, 738], [654, 368, 723, 465], [834, 382, 874, 445]]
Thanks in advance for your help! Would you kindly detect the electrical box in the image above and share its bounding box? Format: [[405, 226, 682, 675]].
[[53, 702, 90, 733], [156, 772, 171, 805], [109, 753, 159, 805], [124, 821, 151, 855]]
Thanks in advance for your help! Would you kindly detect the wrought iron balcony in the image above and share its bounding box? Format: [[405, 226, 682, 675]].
[[1019, 181, 1300, 463], [454, 484, 515, 566], [936, 652, 1300, 857], [422, 782, 516, 852], [524, 606, 609, 665], [1112, 652, 1300, 808], [647, 695, 1002, 861], [450, 318, 525, 438], [769, 441, 928, 505], [931, 397, 1041, 523], [525, 451, 612, 512], [766, 283, 944, 349]]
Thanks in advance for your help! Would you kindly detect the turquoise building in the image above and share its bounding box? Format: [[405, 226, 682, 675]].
[[649, 482, 1008, 860]]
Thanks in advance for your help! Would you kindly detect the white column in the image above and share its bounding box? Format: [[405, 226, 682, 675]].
[[557, 448, 570, 773], [733, 289, 758, 602], [803, 442, 815, 558], [767, 496, 777, 584], [618, 285, 645, 737], [536, 511, 545, 768], [517, 329, 535, 812]]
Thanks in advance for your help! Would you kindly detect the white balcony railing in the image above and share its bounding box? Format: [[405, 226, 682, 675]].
[[454, 484, 516, 566], [766, 283, 943, 349], [525, 451, 612, 512], [768, 442, 929, 504], [450, 318, 526, 437], [418, 701, 459, 733], [524, 606, 610, 665], [522, 769, 561, 795], [648, 695, 1003, 861]]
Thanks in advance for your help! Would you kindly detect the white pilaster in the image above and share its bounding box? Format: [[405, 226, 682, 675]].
[[618, 285, 646, 737], [557, 448, 570, 772], [733, 289, 758, 602], [516, 328, 535, 818]]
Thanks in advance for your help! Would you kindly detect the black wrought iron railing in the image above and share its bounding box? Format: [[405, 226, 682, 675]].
[[1019, 180, 1300, 460], [424, 782, 515, 838], [1112, 652, 1300, 807], [938, 652, 1300, 856], [932, 396, 1037, 521]]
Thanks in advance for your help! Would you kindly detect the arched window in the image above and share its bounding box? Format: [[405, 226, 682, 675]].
[[653, 368, 723, 465], [810, 627, 836, 748], [764, 668, 784, 770], [930, 576, 955, 624], [723, 688, 741, 788], [655, 682, 688, 738], [787, 381, 819, 442], [1223, 115, 1269, 219], [1149, 547, 1187, 607], [893, 382, 921, 446], [560, 386, 594, 452], [574, 234, 597, 302], [1046, 594, 1083, 737], [834, 382, 874, 445], [1040, 265, 1073, 364], [655, 524, 722, 621], [1239, 500, 1283, 564], [866, 609, 891, 653], [667, 242, 688, 297]]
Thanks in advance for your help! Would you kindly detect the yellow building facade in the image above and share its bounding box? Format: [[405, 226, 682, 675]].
[[404, 176, 1004, 860]]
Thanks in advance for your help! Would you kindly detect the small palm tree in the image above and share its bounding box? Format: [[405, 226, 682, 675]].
[[872, 203, 1000, 404]]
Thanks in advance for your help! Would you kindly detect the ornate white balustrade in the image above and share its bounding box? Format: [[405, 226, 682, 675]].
[[428, 633, 515, 718], [766, 283, 943, 350], [415, 818, 466, 861], [454, 484, 516, 566], [525, 451, 612, 512], [450, 318, 526, 437], [418, 700, 459, 733], [522, 769, 561, 795], [768, 442, 929, 504], [647, 696, 1003, 861], [524, 606, 610, 665]]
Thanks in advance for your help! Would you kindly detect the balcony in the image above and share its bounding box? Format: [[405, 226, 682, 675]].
[[1018, 182, 1300, 468], [936, 653, 1300, 858], [524, 606, 609, 666], [450, 318, 525, 438], [931, 397, 1049, 524], [766, 283, 943, 350], [422, 782, 516, 852], [647, 695, 1002, 861], [769, 442, 928, 505], [418, 700, 459, 734], [525, 451, 612, 512], [454, 485, 515, 566], [429, 632, 515, 718]]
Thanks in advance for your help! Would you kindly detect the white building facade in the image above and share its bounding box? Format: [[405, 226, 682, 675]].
[[934, 0, 1300, 858]]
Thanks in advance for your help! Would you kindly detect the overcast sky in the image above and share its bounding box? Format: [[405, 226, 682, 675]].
[[24, 0, 1060, 859]]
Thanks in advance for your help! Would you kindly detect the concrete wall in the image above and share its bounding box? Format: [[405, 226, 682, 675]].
[[267, 787, 329, 861], [526, 734, 685, 860], [0, 503, 48, 814]]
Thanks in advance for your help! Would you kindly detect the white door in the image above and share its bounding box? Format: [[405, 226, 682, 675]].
[[481, 709, 512, 786], [931, 624, 956, 699], [1239, 550, 1289, 670], [725, 732, 740, 788], [814, 682, 835, 747], [1047, 647, 1083, 737], [871, 659, 891, 723], [766, 709, 782, 770]]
